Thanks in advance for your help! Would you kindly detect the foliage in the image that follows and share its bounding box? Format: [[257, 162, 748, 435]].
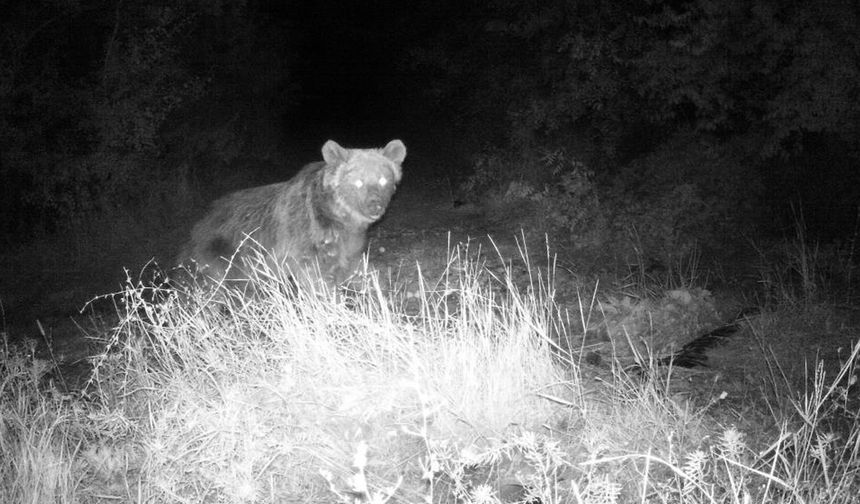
[[469, 141, 751, 270], [412, 0, 860, 240], [0, 0, 294, 243], [535, 149, 611, 252], [460, 147, 527, 200], [414, 0, 860, 160]]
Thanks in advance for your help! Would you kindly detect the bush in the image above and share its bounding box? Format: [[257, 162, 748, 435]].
[[534, 150, 611, 252], [462, 141, 747, 273]]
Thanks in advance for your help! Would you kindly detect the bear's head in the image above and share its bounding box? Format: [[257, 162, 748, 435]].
[[323, 139, 406, 224]]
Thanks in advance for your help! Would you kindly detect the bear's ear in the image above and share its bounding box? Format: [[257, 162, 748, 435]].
[[382, 139, 406, 164], [322, 140, 348, 165]]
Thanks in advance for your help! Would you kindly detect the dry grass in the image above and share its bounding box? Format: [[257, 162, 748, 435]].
[[0, 239, 858, 503]]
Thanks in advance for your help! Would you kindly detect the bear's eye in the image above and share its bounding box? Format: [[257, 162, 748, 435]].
[[353, 179, 364, 188], [378, 176, 388, 186]]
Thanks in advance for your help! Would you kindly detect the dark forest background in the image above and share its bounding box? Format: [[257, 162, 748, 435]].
[[2, 0, 859, 293]]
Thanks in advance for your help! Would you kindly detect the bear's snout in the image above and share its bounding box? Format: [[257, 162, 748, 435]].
[[366, 195, 384, 217]]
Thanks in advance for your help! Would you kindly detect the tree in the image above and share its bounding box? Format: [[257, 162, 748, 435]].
[[0, 0, 295, 242], [412, 0, 860, 162]]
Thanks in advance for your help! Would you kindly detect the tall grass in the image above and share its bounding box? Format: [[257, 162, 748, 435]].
[[0, 339, 82, 503], [753, 214, 858, 307], [0, 242, 857, 503]]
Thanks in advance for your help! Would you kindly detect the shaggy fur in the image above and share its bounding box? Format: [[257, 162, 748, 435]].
[[178, 139, 406, 288]]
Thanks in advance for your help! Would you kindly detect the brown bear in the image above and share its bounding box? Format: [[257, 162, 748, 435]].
[[178, 139, 406, 290]]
